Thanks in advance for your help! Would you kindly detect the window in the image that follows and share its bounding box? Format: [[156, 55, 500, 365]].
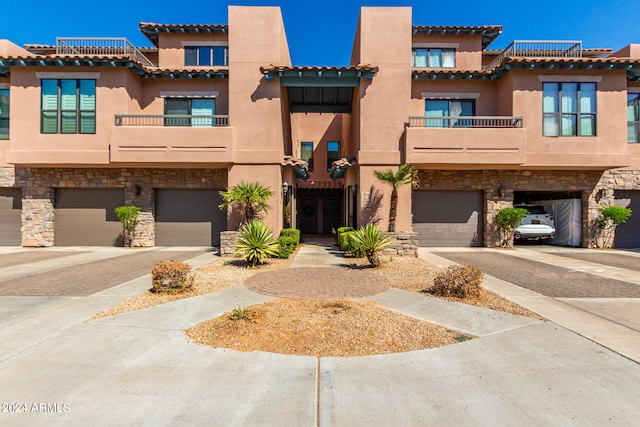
[[0, 89, 8, 140], [185, 46, 228, 66], [41, 79, 96, 134], [543, 82, 596, 137], [327, 141, 340, 172], [164, 98, 216, 127], [629, 93, 640, 143], [425, 100, 474, 127], [301, 142, 314, 171], [412, 48, 455, 68]]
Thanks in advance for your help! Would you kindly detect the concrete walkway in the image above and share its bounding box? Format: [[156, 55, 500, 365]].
[[0, 243, 639, 426]]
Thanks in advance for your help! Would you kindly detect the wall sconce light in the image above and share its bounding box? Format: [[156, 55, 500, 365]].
[[499, 185, 505, 198], [281, 181, 289, 197], [134, 184, 141, 196]]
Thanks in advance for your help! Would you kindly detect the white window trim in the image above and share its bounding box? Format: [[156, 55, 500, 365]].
[[538, 75, 602, 83], [160, 91, 219, 98], [412, 43, 459, 49], [422, 92, 480, 100], [35, 72, 101, 80], [181, 41, 228, 47]]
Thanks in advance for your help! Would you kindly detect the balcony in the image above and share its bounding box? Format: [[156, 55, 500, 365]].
[[110, 114, 234, 165], [486, 40, 582, 70], [405, 115, 527, 167], [56, 37, 155, 67]]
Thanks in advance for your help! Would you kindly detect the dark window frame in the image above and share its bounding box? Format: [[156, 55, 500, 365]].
[[425, 99, 475, 127], [163, 98, 216, 127], [412, 48, 456, 68], [184, 46, 229, 66], [0, 88, 8, 140], [41, 79, 96, 134], [629, 93, 640, 143], [301, 141, 314, 172], [542, 82, 597, 137], [327, 141, 340, 172]]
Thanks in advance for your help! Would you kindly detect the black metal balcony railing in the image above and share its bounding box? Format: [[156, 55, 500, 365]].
[[114, 114, 230, 127], [409, 116, 524, 128], [56, 37, 155, 68], [485, 40, 583, 70]]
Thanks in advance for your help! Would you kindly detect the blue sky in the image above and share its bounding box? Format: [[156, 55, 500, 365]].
[[1, 0, 638, 65]]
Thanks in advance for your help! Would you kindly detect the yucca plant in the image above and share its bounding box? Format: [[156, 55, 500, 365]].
[[234, 220, 280, 267], [351, 223, 392, 267]]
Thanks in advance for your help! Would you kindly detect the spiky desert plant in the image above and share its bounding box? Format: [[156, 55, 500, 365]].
[[219, 181, 273, 225], [234, 220, 280, 267], [373, 164, 419, 232], [351, 223, 392, 267]]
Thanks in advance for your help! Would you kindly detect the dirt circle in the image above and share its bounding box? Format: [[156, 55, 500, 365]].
[[244, 267, 389, 299]]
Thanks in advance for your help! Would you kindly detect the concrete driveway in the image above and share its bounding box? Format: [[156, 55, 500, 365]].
[[0, 245, 639, 426]]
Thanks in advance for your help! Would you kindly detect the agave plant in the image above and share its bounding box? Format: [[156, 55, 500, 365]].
[[351, 223, 392, 267], [234, 220, 280, 267]]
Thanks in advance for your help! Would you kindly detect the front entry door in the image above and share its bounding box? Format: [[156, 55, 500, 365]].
[[323, 198, 341, 234], [300, 199, 318, 234]]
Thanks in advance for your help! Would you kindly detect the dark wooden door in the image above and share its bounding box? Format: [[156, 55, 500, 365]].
[[300, 199, 318, 234], [323, 198, 341, 234]]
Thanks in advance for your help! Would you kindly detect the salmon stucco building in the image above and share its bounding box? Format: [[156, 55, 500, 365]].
[[0, 6, 639, 250]]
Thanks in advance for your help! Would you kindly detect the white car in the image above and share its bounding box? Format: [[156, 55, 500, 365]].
[[514, 205, 556, 241]]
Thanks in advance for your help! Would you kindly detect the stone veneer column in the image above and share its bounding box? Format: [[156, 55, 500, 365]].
[[21, 186, 55, 247], [124, 182, 154, 247]]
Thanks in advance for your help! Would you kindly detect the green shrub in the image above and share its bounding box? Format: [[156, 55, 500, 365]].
[[337, 227, 355, 251], [151, 260, 194, 293], [350, 224, 392, 267], [114, 205, 141, 247], [342, 231, 365, 258], [430, 265, 484, 298], [495, 207, 529, 247], [276, 235, 298, 259], [234, 220, 280, 266], [279, 228, 300, 243], [596, 205, 633, 248]]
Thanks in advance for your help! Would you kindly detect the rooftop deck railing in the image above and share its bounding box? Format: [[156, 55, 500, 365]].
[[485, 40, 583, 70], [114, 114, 229, 127], [409, 116, 523, 128], [56, 37, 155, 68]]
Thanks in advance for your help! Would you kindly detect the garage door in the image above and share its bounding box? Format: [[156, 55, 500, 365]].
[[55, 189, 124, 246], [412, 190, 483, 247], [0, 188, 21, 245], [614, 190, 640, 248], [155, 189, 226, 246]]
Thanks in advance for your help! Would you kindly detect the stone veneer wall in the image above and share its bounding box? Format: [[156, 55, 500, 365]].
[[220, 231, 241, 257], [382, 232, 418, 257], [415, 170, 607, 248], [13, 167, 228, 247]]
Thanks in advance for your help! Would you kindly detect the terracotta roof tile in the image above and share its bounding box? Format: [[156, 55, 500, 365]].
[[260, 64, 379, 74]]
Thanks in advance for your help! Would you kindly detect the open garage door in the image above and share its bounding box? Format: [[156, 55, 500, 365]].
[[55, 188, 124, 246], [614, 190, 640, 248], [0, 188, 22, 245], [412, 190, 483, 247], [155, 189, 226, 246]]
